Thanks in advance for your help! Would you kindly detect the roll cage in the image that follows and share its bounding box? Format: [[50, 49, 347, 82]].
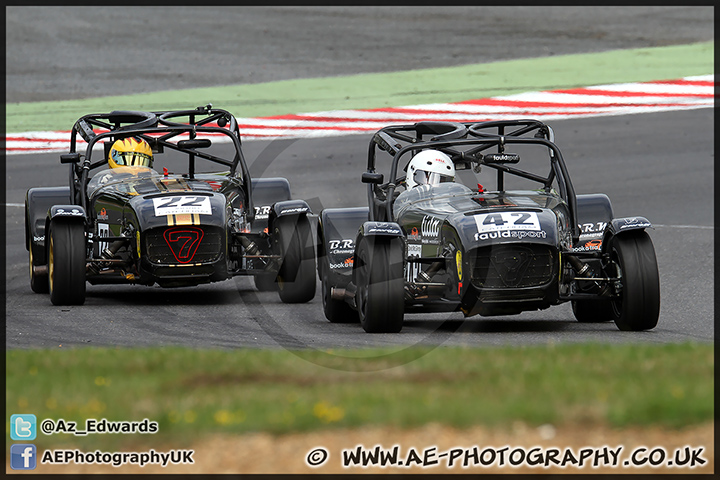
[[61, 104, 254, 222], [362, 119, 580, 243]]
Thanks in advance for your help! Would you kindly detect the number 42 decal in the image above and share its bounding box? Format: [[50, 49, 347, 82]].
[[152, 196, 212, 216], [474, 211, 541, 233]]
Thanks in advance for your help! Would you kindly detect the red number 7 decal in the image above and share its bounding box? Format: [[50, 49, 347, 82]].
[[163, 227, 204, 263]]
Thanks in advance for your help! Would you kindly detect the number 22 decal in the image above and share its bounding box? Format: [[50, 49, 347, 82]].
[[152, 196, 212, 216]]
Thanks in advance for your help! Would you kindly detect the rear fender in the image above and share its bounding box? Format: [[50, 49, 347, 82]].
[[25, 187, 72, 254], [317, 207, 369, 281], [250, 177, 291, 233]]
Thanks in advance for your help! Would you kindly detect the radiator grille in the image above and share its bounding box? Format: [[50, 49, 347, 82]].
[[470, 244, 554, 288], [145, 226, 223, 265]]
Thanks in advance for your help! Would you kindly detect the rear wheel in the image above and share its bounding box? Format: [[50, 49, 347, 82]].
[[572, 300, 613, 322], [274, 216, 316, 303], [48, 218, 86, 306], [609, 231, 660, 331], [354, 236, 404, 333]]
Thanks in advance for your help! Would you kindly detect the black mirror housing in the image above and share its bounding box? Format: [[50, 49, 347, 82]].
[[362, 172, 384, 184], [60, 153, 81, 164]]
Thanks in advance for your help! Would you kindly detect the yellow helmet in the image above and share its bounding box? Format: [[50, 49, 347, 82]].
[[108, 137, 153, 169]]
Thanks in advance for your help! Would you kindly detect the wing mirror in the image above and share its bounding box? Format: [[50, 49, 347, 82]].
[[362, 172, 384, 184], [60, 153, 80, 164], [178, 139, 212, 149]]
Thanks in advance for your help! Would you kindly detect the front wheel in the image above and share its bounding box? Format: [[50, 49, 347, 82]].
[[354, 235, 404, 333], [274, 215, 316, 303], [48, 218, 86, 306], [609, 231, 660, 331]]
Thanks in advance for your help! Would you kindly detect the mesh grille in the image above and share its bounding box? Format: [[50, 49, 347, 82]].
[[145, 226, 223, 265], [470, 244, 554, 288]]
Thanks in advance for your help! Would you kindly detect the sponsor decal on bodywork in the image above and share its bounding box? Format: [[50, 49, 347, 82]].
[[54, 208, 84, 217], [366, 223, 402, 235], [571, 238, 602, 252], [97, 208, 109, 220], [152, 196, 212, 216], [279, 206, 309, 215], [474, 230, 548, 241], [473, 211, 548, 241], [456, 250, 463, 281], [163, 227, 204, 264], [407, 226, 421, 242], [620, 217, 652, 230], [329, 257, 354, 269], [474, 212, 541, 233], [421, 216, 441, 244], [254, 205, 272, 220], [406, 243, 422, 282], [329, 239, 354, 255], [97, 222, 110, 252], [578, 222, 607, 234]]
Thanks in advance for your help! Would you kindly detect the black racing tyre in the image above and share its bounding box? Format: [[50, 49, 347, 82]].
[[48, 218, 86, 306], [274, 215, 316, 303], [609, 231, 660, 331], [354, 235, 404, 333], [253, 273, 278, 292], [571, 299, 614, 323], [28, 235, 49, 294], [321, 261, 358, 323]]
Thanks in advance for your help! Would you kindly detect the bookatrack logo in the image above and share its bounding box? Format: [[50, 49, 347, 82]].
[[11, 414, 37, 440]]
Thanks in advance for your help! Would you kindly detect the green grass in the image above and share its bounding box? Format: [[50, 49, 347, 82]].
[[5, 41, 713, 133], [6, 342, 713, 450]]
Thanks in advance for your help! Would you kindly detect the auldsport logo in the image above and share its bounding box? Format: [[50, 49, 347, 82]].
[[474, 230, 547, 241]]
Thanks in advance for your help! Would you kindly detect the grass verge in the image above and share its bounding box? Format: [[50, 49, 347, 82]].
[[5, 41, 713, 133], [6, 342, 713, 451]]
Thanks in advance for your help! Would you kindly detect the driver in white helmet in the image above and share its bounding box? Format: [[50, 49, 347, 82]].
[[405, 149, 456, 189], [393, 149, 456, 219]]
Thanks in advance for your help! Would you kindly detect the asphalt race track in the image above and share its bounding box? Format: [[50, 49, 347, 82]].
[[4, 7, 714, 351], [5, 109, 713, 350]]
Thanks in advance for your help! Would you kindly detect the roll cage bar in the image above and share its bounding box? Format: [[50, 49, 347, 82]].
[[62, 104, 254, 223], [364, 119, 580, 243]]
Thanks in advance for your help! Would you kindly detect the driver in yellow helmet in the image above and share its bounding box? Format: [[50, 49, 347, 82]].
[[87, 137, 157, 195], [108, 136, 154, 169]]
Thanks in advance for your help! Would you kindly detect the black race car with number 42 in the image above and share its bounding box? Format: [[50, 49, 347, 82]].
[[25, 105, 316, 305], [317, 119, 660, 333]]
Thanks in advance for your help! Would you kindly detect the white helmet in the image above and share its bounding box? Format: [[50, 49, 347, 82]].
[[405, 149, 455, 189]]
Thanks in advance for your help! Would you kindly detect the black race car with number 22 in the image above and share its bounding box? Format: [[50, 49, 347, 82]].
[[25, 105, 316, 305]]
